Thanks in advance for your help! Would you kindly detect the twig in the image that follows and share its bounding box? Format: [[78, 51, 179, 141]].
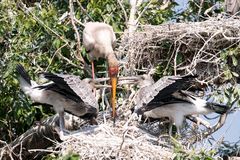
[[57, 50, 84, 69], [173, 43, 181, 76], [76, 0, 94, 21], [135, 0, 152, 23], [69, 0, 85, 64], [45, 43, 68, 71], [74, 17, 85, 27], [197, 0, 204, 20], [117, 0, 128, 24], [28, 149, 59, 153]]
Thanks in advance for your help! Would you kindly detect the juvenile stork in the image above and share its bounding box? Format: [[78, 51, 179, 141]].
[[83, 22, 118, 122], [133, 74, 229, 135], [16, 64, 99, 136]]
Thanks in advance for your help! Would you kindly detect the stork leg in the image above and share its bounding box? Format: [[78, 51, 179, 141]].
[[169, 123, 173, 136], [91, 61, 95, 79], [59, 111, 65, 136], [176, 126, 180, 136], [91, 61, 96, 96]]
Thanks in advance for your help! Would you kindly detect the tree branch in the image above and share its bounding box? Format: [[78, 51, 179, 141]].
[[69, 0, 85, 65]]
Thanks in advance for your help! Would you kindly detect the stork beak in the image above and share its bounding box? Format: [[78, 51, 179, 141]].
[[108, 66, 118, 124], [110, 76, 117, 123]]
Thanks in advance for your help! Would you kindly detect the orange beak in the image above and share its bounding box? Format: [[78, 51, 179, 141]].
[[108, 66, 118, 124]]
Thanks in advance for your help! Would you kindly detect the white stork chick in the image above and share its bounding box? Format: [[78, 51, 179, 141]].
[[133, 74, 229, 135], [83, 22, 118, 122], [16, 64, 99, 136]]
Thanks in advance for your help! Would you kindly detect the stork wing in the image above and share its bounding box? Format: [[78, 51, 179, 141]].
[[135, 93, 189, 114], [42, 73, 99, 109], [135, 75, 197, 110], [34, 81, 82, 103], [83, 27, 95, 52]]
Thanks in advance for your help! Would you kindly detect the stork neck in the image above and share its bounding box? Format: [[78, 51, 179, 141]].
[[107, 53, 118, 66], [107, 53, 119, 77], [108, 66, 118, 77]]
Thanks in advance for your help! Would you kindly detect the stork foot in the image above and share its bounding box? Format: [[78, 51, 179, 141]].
[[55, 127, 71, 141]]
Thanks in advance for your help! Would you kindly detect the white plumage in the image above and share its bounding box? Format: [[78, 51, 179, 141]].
[[16, 64, 98, 136], [83, 22, 116, 60], [133, 74, 228, 134], [83, 22, 119, 122]]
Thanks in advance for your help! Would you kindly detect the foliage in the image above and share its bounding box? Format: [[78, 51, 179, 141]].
[[218, 140, 240, 157], [172, 138, 217, 160], [175, 0, 225, 22], [43, 152, 80, 160], [138, 0, 178, 25], [220, 46, 240, 82]]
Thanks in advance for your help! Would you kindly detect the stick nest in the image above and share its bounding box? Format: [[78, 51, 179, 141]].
[[56, 111, 173, 159], [118, 16, 240, 84]]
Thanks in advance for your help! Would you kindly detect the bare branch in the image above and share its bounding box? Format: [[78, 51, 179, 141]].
[[117, 0, 128, 24], [76, 0, 94, 21], [69, 0, 85, 65], [135, 0, 152, 24], [119, 17, 240, 84], [45, 43, 68, 71]]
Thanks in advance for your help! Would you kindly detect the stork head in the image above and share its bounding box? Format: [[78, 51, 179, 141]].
[[83, 22, 116, 60]]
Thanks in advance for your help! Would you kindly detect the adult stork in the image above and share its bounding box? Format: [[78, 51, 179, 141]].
[[83, 22, 118, 123], [133, 74, 229, 135], [16, 64, 99, 136]]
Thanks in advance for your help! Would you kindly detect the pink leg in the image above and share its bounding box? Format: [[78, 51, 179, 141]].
[[91, 61, 95, 79], [91, 61, 96, 96]]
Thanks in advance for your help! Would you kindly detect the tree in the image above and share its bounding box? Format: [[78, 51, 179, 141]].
[[0, 0, 239, 159]]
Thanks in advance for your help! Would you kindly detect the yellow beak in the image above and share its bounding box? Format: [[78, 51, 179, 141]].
[[110, 76, 117, 122], [108, 66, 118, 124]]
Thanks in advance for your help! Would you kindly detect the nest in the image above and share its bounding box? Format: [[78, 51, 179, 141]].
[[54, 106, 226, 159], [53, 110, 173, 159], [118, 16, 240, 84]]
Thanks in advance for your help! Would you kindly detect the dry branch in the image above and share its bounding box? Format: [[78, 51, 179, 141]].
[[69, 0, 85, 64], [0, 101, 230, 159], [0, 111, 173, 159], [119, 17, 240, 84], [0, 114, 84, 160]]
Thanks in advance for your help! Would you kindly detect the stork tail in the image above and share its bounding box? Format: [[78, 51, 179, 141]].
[[206, 102, 229, 114], [16, 64, 31, 85], [16, 64, 33, 93]]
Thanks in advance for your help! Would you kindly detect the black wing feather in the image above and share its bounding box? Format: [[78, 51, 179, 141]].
[[136, 93, 190, 114], [42, 73, 82, 101], [151, 75, 197, 103], [42, 73, 98, 109], [16, 64, 31, 85], [135, 75, 197, 109]]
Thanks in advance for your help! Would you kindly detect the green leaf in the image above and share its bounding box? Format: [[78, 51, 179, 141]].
[[232, 56, 238, 66], [53, 38, 61, 48], [232, 71, 239, 77]]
